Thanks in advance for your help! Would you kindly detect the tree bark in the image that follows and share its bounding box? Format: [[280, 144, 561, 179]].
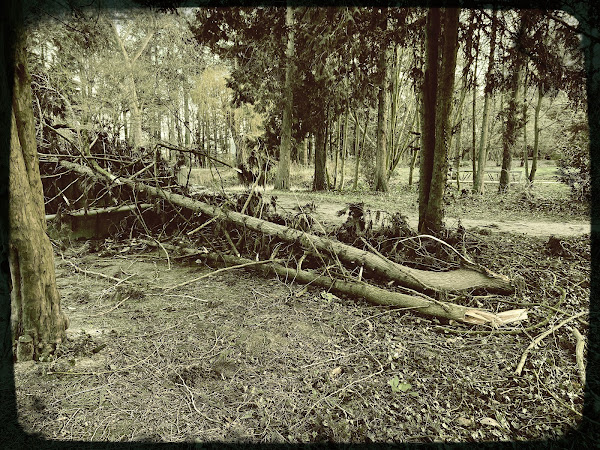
[[201, 254, 523, 327], [275, 4, 295, 190], [499, 69, 524, 191], [374, 14, 390, 193], [62, 159, 514, 295], [474, 10, 498, 194], [313, 121, 327, 191], [419, 8, 459, 234], [339, 107, 348, 190], [10, 36, 69, 361], [529, 87, 543, 182]]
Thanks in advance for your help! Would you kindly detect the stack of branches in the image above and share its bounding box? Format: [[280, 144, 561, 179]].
[[56, 156, 528, 329], [40, 131, 183, 219]]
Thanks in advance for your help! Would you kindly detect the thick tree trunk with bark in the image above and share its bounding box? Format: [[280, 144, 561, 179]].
[[499, 63, 524, 192], [62, 159, 514, 295], [201, 254, 523, 327], [419, 8, 459, 234], [499, 20, 526, 193], [10, 37, 69, 361]]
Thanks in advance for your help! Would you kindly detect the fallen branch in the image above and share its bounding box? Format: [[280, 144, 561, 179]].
[[61, 160, 514, 295], [164, 258, 281, 292], [571, 327, 586, 384], [67, 260, 127, 283], [515, 311, 587, 375], [200, 253, 526, 327], [46, 203, 152, 221]]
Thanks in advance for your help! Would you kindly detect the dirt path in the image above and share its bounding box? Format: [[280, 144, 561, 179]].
[[273, 197, 591, 238]]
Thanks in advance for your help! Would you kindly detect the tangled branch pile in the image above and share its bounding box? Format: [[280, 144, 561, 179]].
[[44, 144, 526, 327]]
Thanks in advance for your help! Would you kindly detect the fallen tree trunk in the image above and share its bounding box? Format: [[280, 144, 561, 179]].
[[60, 160, 514, 295], [45, 203, 152, 221], [139, 239, 526, 327], [199, 253, 526, 327]]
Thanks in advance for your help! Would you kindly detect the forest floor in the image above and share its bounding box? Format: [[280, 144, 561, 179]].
[[13, 231, 591, 444], [12, 160, 593, 444]]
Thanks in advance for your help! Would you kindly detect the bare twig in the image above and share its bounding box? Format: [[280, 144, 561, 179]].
[[187, 216, 218, 236], [164, 258, 280, 292], [67, 260, 127, 284], [515, 311, 587, 375]]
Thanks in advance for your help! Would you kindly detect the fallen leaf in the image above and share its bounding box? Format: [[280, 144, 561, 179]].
[[330, 366, 343, 378], [480, 417, 502, 428], [456, 416, 474, 427]]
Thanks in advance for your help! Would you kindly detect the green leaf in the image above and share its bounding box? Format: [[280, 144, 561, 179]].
[[388, 376, 412, 393]]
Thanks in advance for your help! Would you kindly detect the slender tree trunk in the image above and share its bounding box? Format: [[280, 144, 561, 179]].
[[10, 34, 69, 361], [184, 87, 191, 147], [409, 92, 422, 187], [529, 87, 543, 182], [499, 22, 526, 193], [523, 83, 529, 180], [474, 10, 498, 194], [339, 108, 348, 190], [332, 118, 340, 189], [212, 111, 218, 155], [300, 135, 308, 166], [352, 109, 370, 190], [313, 122, 327, 191], [471, 30, 480, 175], [375, 17, 390, 193], [109, 21, 152, 150]]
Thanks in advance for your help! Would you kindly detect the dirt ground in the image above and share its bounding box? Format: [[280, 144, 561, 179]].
[[13, 226, 591, 444], [271, 196, 591, 238]]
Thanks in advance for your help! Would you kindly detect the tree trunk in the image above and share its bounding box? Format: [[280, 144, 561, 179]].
[[352, 111, 360, 190], [419, 8, 459, 234], [474, 10, 498, 194], [339, 108, 348, 190], [409, 93, 421, 187], [374, 17, 390, 193], [109, 21, 152, 150], [10, 36, 69, 361], [352, 109, 369, 191], [313, 123, 327, 191], [201, 254, 522, 327], [63, 159, 514, 295], [499, 23, 526, 193], [529, 87, 543, 182], [471, 29, 479, 179], [332, 118, 340, 189], [184, 87, 191, 147], [301, 135, 308, 166], [523, 81, 529, 180]]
